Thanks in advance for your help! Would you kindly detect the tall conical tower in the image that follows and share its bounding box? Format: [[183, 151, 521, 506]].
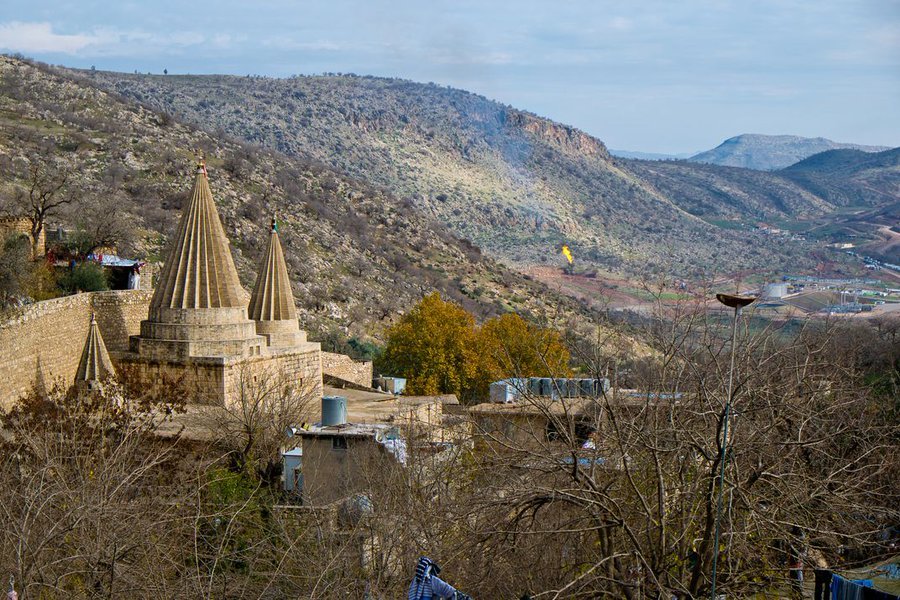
[[249, 218, 307, 351], [75, 314, 116, 390], [131, 160, 264, 360]]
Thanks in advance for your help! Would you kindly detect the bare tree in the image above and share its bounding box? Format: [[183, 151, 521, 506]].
[[210, 363, 318, 481], [11, 157, 75, 258], [465, 300, 900, 598], [0, 381, 186, 599]]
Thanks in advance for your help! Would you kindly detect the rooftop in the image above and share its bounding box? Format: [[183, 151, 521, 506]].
[[290, 422, 399, 439]]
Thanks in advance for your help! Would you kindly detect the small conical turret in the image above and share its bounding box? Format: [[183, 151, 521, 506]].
[[249, 217, 306, 351], [75, 314, 116, 390]]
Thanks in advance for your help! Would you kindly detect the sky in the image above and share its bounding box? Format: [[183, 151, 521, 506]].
[[1, 0, 898, 154]]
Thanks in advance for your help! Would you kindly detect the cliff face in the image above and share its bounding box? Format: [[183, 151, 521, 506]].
[[504, 109, 609, 158]]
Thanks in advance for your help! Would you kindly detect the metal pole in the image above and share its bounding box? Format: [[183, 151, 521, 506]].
[[710, 305, 740, 599]]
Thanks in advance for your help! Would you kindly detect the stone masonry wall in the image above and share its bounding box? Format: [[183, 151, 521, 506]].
[[0, 290, 152, 409], [321, 352, 373, 388], [0, 217, 45, 256], [117, 346, 323, 407]]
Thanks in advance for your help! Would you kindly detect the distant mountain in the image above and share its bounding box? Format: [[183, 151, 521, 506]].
[[608, 149, 692, 161], [690, 134, 891, 171]]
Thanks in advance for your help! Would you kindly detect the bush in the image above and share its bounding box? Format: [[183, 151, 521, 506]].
[[58, 261, 109, 293]]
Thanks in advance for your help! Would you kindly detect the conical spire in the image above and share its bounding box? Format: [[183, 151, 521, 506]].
[[249, 217, 298, 322], [248, 218, 307, 351], [75, 314, 116, 386], [150, 160, 247, 311]]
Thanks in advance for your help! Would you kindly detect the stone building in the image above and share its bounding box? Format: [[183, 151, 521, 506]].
[[116, 161, 322, 406]]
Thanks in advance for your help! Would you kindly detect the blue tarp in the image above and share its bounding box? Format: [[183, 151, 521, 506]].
[[831, 573, 898, 600]]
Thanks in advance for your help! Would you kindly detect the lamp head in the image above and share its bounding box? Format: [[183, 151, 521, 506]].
[[715, 293, 756, 309]]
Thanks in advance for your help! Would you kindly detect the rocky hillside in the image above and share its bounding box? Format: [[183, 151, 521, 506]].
[[779, 147, 900, 205], [0, 56, 603, 345], [76, 68, 851, 279], [689, 134, 891, 171]]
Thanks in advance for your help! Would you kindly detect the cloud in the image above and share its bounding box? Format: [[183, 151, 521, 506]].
[[0, 21, 240, 57], [0, 21, 101, 54], [261, 36, 343, 51]]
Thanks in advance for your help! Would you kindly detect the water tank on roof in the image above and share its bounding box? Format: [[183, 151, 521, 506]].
[[579, 378, 596, 397], [539, 378, 553, 397], [322, 396, 347, 426]]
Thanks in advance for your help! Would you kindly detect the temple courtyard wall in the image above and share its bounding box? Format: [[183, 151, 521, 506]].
[[0, 290, 343, 410], [116, 346, 324, 407], [0, 290, 152, 409]]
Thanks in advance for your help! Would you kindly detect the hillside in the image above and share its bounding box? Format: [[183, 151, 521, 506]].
[[779, 147, 900, 206], [781, 148, 900, 263], [689, 133, 891, 171], [608, 149, 692, 161], [0, 56, 601, 344], [76, 68, 842, 279]]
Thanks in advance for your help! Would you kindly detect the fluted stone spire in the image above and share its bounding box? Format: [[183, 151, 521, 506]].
[[249, 218, 306, 350], [131, 160, 265, 361], [75, 314, 115, 388], [150, 160, 247, 311]]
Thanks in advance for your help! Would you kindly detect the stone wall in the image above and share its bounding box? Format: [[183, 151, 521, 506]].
[[117, 345, 323, 407], [0, 290, 323, 410], [321, 352, 373, 388], [0, 290, 153, 409], [0, 217, 44, 256]]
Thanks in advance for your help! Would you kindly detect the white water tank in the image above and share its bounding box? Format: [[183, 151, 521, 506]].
[[763, 283, 788, 299]]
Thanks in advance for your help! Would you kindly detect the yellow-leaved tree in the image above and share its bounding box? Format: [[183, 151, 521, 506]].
[[380, 294, 571, 402], [472, 313, 571, 400], [379, 292, 477, 397]]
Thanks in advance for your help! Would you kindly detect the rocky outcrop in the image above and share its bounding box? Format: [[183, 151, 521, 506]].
[[504, 109, 610, 158]]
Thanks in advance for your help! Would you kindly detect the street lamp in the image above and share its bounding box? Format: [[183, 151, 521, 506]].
[[710, 293, 756, 600]]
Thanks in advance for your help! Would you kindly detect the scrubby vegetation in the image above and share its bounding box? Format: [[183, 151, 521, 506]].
[[0, 55, 596, 338], [76, 66, 897, 279]]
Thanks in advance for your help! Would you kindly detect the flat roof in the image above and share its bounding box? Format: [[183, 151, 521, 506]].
[[322, 386, 458, 422], [292, 422, 398, 439]]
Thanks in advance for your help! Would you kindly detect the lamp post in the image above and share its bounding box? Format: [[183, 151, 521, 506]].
[[709, 293, 755, 600]]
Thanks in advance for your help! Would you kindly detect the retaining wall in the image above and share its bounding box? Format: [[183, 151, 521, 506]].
[[321, 352, 373, 388]]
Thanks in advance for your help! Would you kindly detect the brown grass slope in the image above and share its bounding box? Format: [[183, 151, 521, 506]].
[[0, 56, 599, 343], [75, 68, 847, 278]]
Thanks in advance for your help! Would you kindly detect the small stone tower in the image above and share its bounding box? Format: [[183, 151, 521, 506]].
[[75, 314, 116, 391], [248, 218, 308, 352], [130, 159, 265, 360]]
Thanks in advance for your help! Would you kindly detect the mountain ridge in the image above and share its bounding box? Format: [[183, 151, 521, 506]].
[[0, 55, 606, 344], [76, 67, 869, 279], [689, 133, 892, 171]]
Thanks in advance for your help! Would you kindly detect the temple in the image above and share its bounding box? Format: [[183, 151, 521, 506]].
[[116, 160, 322, 405]]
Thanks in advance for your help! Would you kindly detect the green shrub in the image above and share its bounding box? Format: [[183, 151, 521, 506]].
[[58, 261, 109, 293]]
